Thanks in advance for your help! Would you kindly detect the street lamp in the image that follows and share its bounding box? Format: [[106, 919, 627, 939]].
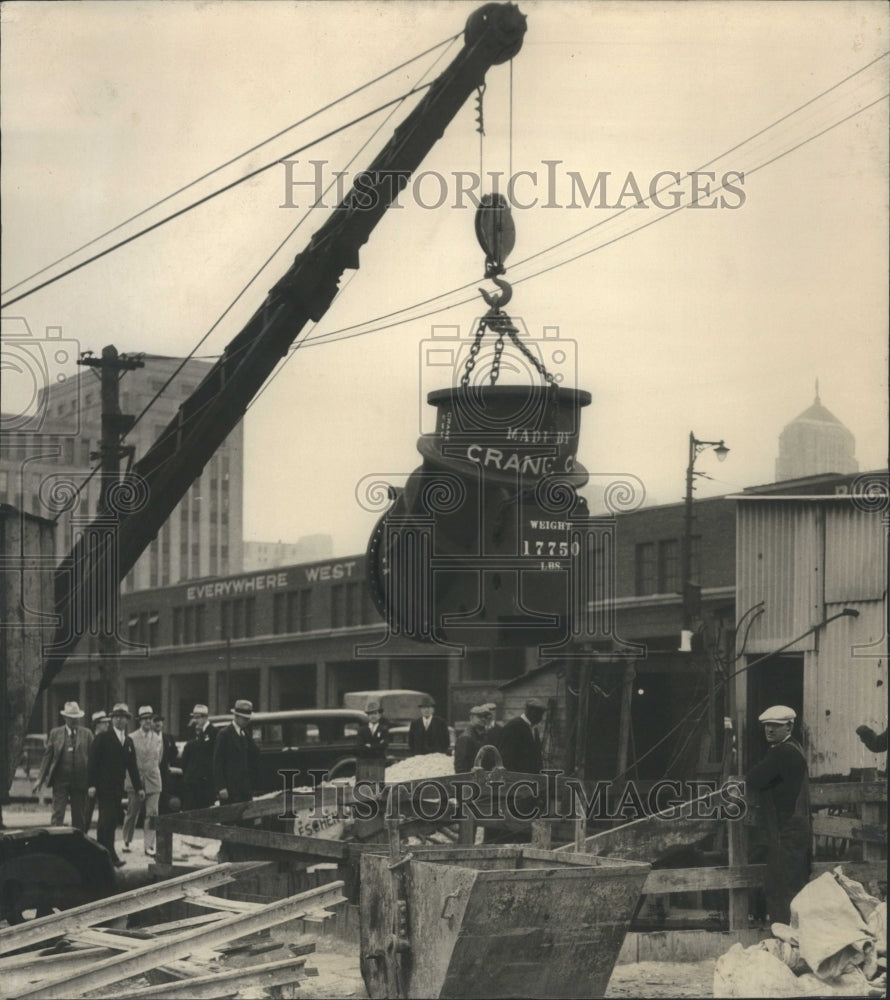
[[680, 432, 729, 649]]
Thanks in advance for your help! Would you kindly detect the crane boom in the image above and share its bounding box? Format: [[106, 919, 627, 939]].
[[41, 2, 526, 688]]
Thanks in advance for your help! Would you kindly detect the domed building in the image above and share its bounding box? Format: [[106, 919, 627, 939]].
[[775, 382, 858, 481]]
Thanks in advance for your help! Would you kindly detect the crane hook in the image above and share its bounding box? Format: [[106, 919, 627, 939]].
[[478, 275, 512, 310]]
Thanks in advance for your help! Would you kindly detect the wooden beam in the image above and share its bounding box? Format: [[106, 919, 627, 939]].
[[14, 882, 345, 1000], [0, 862, 267, 955], [811, 814, 887, 844], [123, 957, 311, 999], [809, 781, 886, 806], [164, 816, 349, 860]]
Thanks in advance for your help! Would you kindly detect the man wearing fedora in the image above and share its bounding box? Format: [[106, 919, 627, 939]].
[[744, 705, 813, 924], [408, 696, 450, 756], [88, 703, 144, 867], [181, 704, 218, 810], [33, 701, 93, 831], [213, 700, 260, 804], [122, 706, 163, 856], [83, 711, 110, 833]]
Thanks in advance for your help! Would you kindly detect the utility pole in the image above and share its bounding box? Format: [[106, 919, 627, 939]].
[[77, 345, 144, 705]]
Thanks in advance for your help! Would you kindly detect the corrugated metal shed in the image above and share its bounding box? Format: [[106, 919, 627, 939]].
[[734, 492, 887, 777]]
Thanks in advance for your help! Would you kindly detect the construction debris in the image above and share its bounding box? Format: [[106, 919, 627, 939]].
[[713, 867, 887, 997], [0, 862, 346, 1000]]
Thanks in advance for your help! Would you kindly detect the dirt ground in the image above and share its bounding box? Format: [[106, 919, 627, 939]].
[[293, 934, 717, 999]]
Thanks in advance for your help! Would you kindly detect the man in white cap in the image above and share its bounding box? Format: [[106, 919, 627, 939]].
[[181, 704, 217, 810], [744, 705, 812, 924], [33, 701, 93, 831], [122, 706, 163, 856], [213, 700, 260, 803]]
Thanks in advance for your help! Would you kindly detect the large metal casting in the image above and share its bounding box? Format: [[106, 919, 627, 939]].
[[367, 383, 594, 648]]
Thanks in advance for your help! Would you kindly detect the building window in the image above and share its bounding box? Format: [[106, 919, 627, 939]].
[[244, 597, 256, 638], [331, 584, 345, 629], [658, 539, 680, 593], [220, 600, 230, 640], [148, 611, 159, 647], [635, 542, 657, 596], [172, 606, 183, 646], [195, 604, 206, 643]]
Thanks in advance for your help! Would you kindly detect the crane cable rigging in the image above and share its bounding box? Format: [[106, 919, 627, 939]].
[[43, 32, 462, 523]]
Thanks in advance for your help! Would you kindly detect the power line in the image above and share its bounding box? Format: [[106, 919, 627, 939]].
[[0, 81, 435, 310], [0, 33, 458, 300], [295, 52, 888, 348]]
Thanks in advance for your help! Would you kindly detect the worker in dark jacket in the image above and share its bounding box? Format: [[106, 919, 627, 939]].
[[407, 696, 450, 756], [498, 699, 546, 774], [356, 701, 390, 758], [87, 703, 143, 867], [181, 704, 218, 810], [744, 705, 812, 924], [856, 724, 888, 753], [453, 706, 491, 772], [213, 699, 260, 803]]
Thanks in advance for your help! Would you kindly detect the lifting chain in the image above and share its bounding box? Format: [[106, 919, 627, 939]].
[[460, 308, 558, 388], [461, 191, 558, 388]]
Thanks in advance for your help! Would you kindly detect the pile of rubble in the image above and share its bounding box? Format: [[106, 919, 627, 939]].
[[714, 867, 886, 997]]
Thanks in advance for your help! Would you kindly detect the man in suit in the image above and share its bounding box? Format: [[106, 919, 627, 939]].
[[33, 701, 93, 831], [181, 704, 218, 810], [83, 710, 109, 833], [213, 699, 260, 804], [153, 713, 180, 813], [407, 696, 450, 756], [88, 703, 143, 867], [356, 701, 389, 758], [122, 706, 163, 856], [498, 699, 546, 774]]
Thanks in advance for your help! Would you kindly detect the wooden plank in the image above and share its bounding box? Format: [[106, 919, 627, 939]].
[[644, 864, 765, 895], [0, 947, 112, 974], [0, 862, 267, 954], [811, 860, 887, 882], [165, 816, 349, 860], [181, 891, 267, 913], [617, 928, 771, 964], [116, 958, 310, 999], [808, 781, 886, 807], [811, 813, 886, 844], [14, 882, 346, 1000]]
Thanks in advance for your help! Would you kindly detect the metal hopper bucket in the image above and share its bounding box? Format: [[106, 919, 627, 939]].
[[360, 845, 649, 999]]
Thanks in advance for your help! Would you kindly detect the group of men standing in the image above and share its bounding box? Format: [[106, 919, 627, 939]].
[[453, 698, 546, 774], [33, 697, 260, 867]]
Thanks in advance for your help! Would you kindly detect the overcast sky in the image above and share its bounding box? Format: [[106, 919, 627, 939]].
[[2, 1, 887, 557]]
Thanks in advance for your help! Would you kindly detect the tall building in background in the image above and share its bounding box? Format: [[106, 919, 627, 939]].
[[242, 535, 333, 571], [775, 382, 858, 482], [0, 354, 243, 590]]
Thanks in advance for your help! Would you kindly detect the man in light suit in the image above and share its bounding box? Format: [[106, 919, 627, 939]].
[[33, 701, 93, 831], [122, 705, 163, 856]]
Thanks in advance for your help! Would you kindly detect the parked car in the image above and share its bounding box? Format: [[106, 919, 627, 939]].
[[207, 709, 369, 794]]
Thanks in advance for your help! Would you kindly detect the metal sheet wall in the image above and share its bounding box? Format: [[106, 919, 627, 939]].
[[806, 600, 887, 777], [736, 501, 821, 655], [737, 497, 887, 776]]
